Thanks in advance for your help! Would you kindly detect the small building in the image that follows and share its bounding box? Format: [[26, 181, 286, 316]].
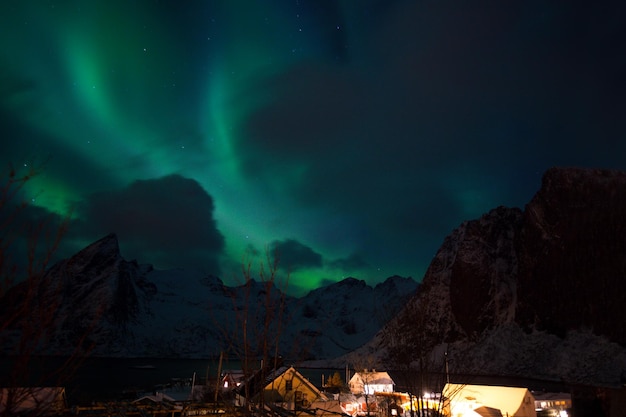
[[235, 364, 328, 413], [443, 383, 537, 417], [532, 391, 572, 415], [221, 370, 246, 390], [349, 370, 395, 395], [0, 387, 67, 415]]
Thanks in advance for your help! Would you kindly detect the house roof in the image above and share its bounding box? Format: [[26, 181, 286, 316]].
[[132, 392, 177, 404], [443, 383, 535, 417], [350, 371, 394, 386], [473, 406, 503, 417], [281, 367, 327, 399], [223, 370, 246, 380], [237, 363, 326, 401], [265, 366, 291, 385]]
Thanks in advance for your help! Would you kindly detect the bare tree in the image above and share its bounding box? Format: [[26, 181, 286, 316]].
[[206, 247, 298, 415], [0, 164, 91, 416], [380, 295, 451, 417], [348, 356, 381, 417], [324, 371, 344, 391]]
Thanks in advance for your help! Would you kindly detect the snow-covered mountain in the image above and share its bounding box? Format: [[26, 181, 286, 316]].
[[4, 166, 626, 389], [338, 167, 626, 387], [0, 234, 417, 360]]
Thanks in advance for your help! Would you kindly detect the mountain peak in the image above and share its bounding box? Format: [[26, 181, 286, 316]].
[[374, 275, 418, 296], [66, 233, 123, 272], [338, 277, 366, 287]]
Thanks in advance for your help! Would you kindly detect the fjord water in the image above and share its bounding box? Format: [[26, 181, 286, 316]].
[[1, 356, 334, 404]]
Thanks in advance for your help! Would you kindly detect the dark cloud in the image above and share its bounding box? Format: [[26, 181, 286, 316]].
[[75, 175, 224, 273], [0, 200, 69, 279], [328, 253, 369, 272], [269, 239, 323, 272], [2, 0, 626, 294], [237, 1, 626, 270]]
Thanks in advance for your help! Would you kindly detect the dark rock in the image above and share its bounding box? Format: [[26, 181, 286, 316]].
[[388, 166, 626, 385], [516, 167, 626, 344]]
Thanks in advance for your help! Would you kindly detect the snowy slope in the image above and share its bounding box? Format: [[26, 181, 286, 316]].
[[0, 234, 418, 360]]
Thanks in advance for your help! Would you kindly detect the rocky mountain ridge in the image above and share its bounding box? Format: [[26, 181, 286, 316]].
[[339, 166, 626, 387], [0, 235, 417, 360], [3, 166, 626, 388]]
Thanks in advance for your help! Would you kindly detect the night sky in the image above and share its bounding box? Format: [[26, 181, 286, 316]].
[[1, 1, 625, 296]]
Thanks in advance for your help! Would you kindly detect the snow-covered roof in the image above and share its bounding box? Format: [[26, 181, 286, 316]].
[[350, 371, 394, 386], [132, 392, 177, 403]]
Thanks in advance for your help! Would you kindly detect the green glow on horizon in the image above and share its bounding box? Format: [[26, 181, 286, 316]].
[[23, 175, 78, 218]]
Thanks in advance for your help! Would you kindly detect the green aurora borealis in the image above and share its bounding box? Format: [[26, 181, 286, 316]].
[[2, 1, 625, 295]]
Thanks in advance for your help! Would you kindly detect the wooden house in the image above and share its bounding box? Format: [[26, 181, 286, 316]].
[[349, 370, 395, 395], [443, 383, 537, 417], [235, 365, 328, 413]]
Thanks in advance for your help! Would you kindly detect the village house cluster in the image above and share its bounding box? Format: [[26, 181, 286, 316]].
[[1, 360, 575, 417]]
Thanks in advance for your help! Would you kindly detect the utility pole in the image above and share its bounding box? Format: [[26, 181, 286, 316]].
[[214, 351, 223, 403]]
